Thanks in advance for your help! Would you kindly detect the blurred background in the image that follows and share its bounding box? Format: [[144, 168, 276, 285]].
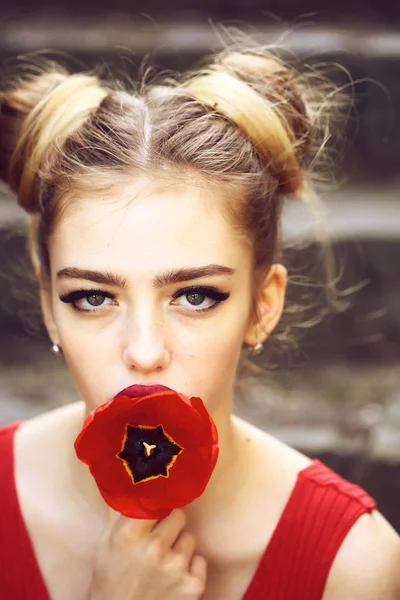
[[0, 2, 399, 532]]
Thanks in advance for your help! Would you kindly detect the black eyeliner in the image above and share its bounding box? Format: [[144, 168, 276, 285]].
[[58, 285, 230, 314], [172, 285, 230, 302], [59, 289, 116, 304]]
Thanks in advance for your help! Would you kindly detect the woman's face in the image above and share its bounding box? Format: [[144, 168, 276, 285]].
[[43, 178, 274, 415]]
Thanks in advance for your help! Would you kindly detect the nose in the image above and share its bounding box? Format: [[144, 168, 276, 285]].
[[121, 307, 171, 373]]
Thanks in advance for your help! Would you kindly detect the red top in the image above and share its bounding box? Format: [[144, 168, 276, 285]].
[[0, 421, 376, 600]]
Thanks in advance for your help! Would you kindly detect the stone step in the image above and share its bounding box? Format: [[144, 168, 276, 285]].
[[1, 17, 399, 57], [1, 3, 399, 26]]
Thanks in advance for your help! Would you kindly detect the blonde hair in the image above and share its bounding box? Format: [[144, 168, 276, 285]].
[[0, 46, 338, 332], [9, 74, 108, 212]]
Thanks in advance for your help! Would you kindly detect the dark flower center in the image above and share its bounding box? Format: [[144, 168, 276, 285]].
[[117, 424, 183, 484]]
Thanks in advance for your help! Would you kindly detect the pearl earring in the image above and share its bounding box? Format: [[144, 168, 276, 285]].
[[248, 342, 264, 356], [51, 343, 63, 356]]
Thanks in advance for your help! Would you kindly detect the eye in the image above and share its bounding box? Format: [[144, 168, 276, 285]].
[[59, 289, 116, 312], [185, 291, 207, 306], [172, 286, 230, 313], [82, 293, 111, 308]]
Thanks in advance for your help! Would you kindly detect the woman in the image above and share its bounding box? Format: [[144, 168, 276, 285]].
[[0, 47, 399, 600]]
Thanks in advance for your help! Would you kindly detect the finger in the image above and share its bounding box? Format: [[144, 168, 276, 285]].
[[189, 554, 207, 583], [106, 509, 158, 544], [150, 509, 187, 551], [107, 508, 123, 528], [171, 531, 196, 570], [102, 508, 124, 541]]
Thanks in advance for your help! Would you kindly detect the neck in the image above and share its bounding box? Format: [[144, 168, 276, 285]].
[[183, 398, 250, 524]]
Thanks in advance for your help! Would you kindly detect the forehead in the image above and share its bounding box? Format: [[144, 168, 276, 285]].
[[50, 179, 250, 274]]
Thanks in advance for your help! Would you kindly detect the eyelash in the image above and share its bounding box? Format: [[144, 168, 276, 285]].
[[58, 286, 230, 315]]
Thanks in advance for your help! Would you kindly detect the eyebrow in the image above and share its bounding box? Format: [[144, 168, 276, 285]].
[[56, 264, 235, 288]]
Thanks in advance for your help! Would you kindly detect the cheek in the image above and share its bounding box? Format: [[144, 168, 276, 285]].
[[196, 344, 242, 415], [54, 313, 116, 408], [60, 337, 107, 409], [176, 310, 247, 412]]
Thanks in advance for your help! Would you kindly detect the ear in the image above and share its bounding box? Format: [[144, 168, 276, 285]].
[[38, 271, 60, 345], [243, 263, 287, 346]]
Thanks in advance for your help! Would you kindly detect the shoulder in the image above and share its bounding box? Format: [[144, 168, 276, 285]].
[[236, 418, 400, 599], [323, 509, 400, 600], [15, 401, 85, 458], [15, 401, 85, 491], [14, 402, 86, 524]]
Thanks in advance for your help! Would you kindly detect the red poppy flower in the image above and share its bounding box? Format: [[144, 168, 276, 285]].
[[74, 385, 219, 519]]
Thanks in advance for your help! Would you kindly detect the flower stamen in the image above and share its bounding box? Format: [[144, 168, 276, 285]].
[[143, 442, 157, 457]]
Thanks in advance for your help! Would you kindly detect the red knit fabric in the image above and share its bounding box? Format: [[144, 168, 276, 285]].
[[0, 421, 376, 599], [0, 422, 50, 600], [243, 459, 376, 599]]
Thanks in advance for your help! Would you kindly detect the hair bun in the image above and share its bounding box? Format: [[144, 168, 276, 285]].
[[0, 70, 68, 208], [217, 52, 314, 164], [186, 49, 315, 195], [0, 66, 107, 213]]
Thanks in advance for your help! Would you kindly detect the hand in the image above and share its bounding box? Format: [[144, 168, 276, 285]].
[[88, 508, 207, 600]]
